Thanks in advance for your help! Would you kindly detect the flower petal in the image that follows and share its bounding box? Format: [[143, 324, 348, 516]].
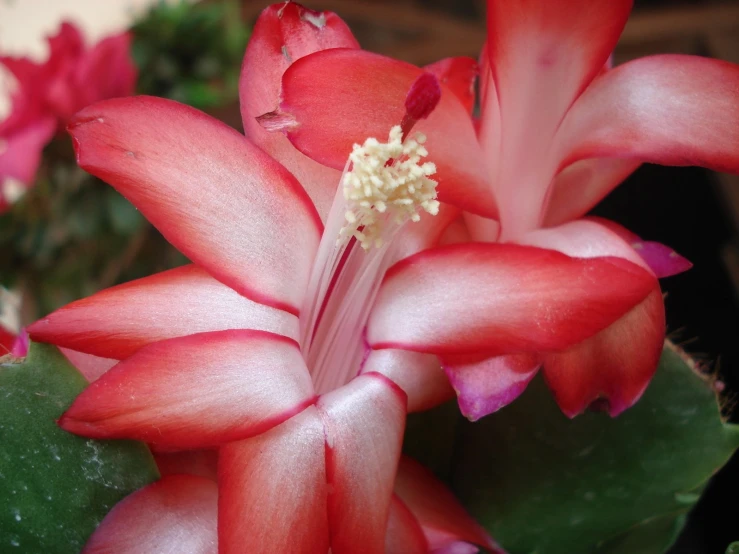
[[361, 348, 453, 413], [588, 217, 693, 278], [275, 49, 497, 218], [559, 55, 739, 173], [240, 2, 358, 220], [59, 348, 117, 382], [485, 0, 631, 116], [367, 243, 655, 356], [483, 0, 632, 236], [423, 57, 478, 115], [73, 31, 137, 108], [317, 372, 407, 554], [630, 241, 692, 278], [59, 330, 315, 449], [218, 407, 329, 554], [0, 116, 56, 198], [543, 289, 664, 417], [82, 475, 217, 554], [28, 264, 299, 360], [444, 353, 541, 421], [394, 456, 497, 551], [542, 157, 641, 226], [520, 220, 665, 416], [68, 96, 322, 315], [386, 495, 429, 554]]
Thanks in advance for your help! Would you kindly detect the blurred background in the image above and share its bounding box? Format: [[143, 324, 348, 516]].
[[1, 0, 738, 552]]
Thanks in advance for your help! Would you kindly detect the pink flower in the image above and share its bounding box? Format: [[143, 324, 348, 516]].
[[29, 3, 655, 550], [0, 21, 136, 210], [267, 0, 739, 419]]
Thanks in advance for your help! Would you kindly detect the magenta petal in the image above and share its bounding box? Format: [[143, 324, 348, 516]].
[[0, 116, 56, 207], [631, 241, 692, 278], [445, 354, 541, 421]]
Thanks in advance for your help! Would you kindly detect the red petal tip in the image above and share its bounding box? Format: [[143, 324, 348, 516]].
[[405, 72, 441, 121]]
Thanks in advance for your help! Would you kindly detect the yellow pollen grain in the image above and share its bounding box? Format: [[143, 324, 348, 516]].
[[339, 125, 439, 250]]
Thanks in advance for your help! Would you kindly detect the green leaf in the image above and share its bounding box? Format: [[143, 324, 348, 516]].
[[0, 343, 159, 553], [727, 542, 739, 554], [451, 344, 739, 554], [592, 514, 685, 554]]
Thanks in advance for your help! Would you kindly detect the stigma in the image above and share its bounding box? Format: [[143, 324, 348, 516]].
[[339, 126, 439, 250]]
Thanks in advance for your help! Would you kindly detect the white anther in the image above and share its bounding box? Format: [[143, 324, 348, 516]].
[[339, 125, 439, 250]]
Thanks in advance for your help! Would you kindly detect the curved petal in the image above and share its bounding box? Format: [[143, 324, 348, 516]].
[[520, 220, 665, 416], [559, 55, 739, 174], [424, 57, 478, 115], [60, 348, 117, 382], [240, 2, 358, 220], [28, 265, 299, 360], [484, 0, 632, 236], [218, 406, 329, 554], [361, 348, 454, 413], [543, 289, 664, 417], [444, 353, 541, 421], [586, 217, 693, 278], [82, 475, 217, 554], [486, 0, 632, 119], [74, 31, 137, 108], [0, 116, 56, 194], [542, 157, 641, 226], [630, 241, 692, 278], [275, 49, 497, 218], [59, 330, 316, 449], [68, 96, 322, 315], [394, 456, 498, 551], [367, 243, 655, 356], [386, 495, 429, 554], [317, 372, 407, 554]]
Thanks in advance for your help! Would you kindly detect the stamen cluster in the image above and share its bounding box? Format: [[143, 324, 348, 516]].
[[340, 125, 439, 250]]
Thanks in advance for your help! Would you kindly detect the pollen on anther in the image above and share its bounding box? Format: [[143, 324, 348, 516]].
[[339, 125, 439, 250]]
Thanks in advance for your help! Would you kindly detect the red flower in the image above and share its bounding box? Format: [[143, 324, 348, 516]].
[[269, 0, 738, 419], [0, 21, 136, 210], [29, 4, 654, 550]]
